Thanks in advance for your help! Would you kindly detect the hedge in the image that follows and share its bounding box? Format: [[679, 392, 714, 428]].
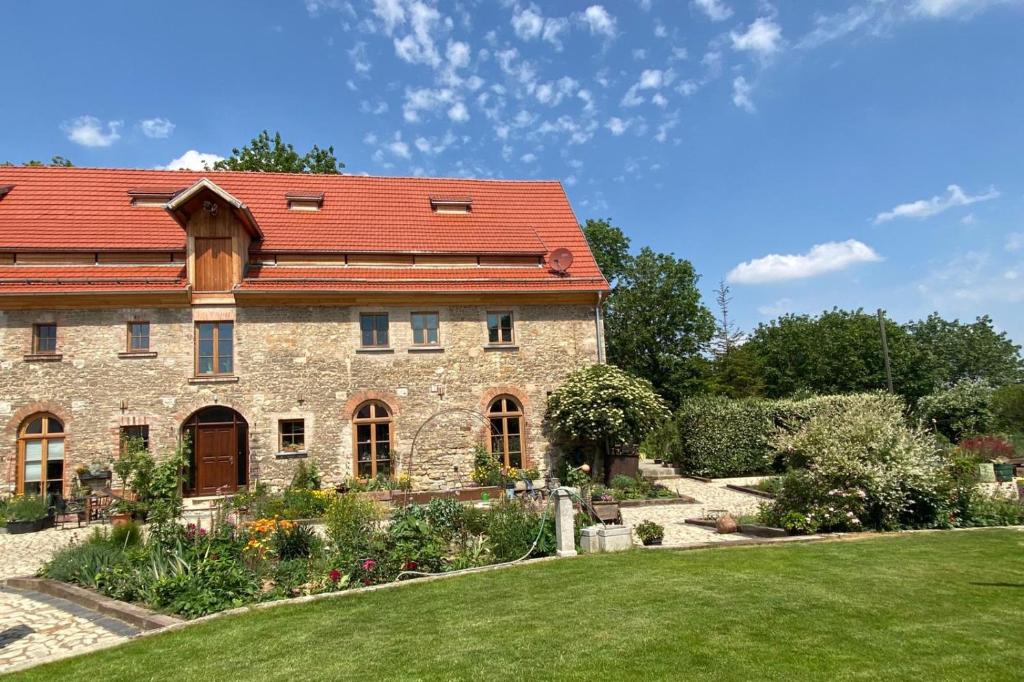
[[648, 393, 904, 478]]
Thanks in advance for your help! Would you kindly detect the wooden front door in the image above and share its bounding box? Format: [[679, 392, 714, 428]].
[[194, 237, 233, 291], [195, 423, 237, 494]]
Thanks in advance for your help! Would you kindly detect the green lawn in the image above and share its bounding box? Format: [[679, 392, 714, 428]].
[[12, 529, 1024, 681]]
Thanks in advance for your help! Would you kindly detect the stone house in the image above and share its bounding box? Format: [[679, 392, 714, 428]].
[[0, 167, 608, 496]]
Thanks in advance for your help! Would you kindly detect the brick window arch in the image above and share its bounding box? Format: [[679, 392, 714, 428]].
[[17, 413, 65, 498], [353, 401, 393, 479], [487, 396, 524, 469]]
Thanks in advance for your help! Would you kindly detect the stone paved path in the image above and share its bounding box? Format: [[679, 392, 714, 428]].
[[0, 526, 135, 674], [619, 475, 771, 548]]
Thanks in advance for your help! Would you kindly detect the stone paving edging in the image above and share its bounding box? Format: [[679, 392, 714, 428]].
[[3, 577, 181, 632]]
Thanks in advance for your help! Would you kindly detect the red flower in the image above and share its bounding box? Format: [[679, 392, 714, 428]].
[[329, 569, 341, 583], [362, 559, 377, 571], [362, 578, 373, 586], [403, 560, 418, 571]]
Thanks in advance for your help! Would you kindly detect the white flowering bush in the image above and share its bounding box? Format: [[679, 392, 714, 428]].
[[546, 364, 670, 446], [916, 378, 994, 443], [760, 393, 944, 533]]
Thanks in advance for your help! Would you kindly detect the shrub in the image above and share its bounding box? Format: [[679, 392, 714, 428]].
[[547, 364, 670, 449], [671, 396, 778, 477], [607, 474, 674, 500], [964, 493, 1024, 527], [990, 383, 1024, 433], [110, 520, 143, 548], [759, 393, 942, 533], [42, 529, 125, 588], [471, 445, 503, 486], [324, 493, 383, 560], [290, 461, 322, 490], [916, 379, 994, 442], [959, 435, 1016, 462], [5, 494, 49, 522], [272, 522, 320, 560], [635, 520, 664, 544], [485, 498, 555, 561]]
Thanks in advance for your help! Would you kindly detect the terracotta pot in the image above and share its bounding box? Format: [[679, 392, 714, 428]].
[[111, 512, 133, 526], [715, 513, 739, 534]]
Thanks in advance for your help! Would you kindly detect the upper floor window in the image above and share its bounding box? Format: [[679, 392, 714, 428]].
[[360, 313, 389, 348], [486, 312, 514, 345], [196, 321, 234, 376], [411, 312, 440, 346], [127, 321, 150, 352], [33, 323, 57, 354]]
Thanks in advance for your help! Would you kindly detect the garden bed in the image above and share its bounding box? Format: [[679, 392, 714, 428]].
[[725, 483, 777, 499], [618, 496, 696, 507], [684, 518, 788, 537]]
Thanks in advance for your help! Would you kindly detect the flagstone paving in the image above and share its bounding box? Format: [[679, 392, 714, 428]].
[[0, 527, 135, 674]]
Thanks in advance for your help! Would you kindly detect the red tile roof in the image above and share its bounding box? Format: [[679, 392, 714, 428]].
[[0, 167, 607, 294], [0, 265, 187, 294]]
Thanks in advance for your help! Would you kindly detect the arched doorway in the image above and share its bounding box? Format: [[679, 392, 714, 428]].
[[182, 406, 248, 496]]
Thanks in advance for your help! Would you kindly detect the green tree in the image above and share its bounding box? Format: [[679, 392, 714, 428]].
[[988, 383, 1024, 434], [709, 343, 766, 398], [906, 314, 1023, 387], [3, 156, 74, 167], [605, 247, 715, 405], [212, 130, 344, 174], [582, 218, 631, 283], [745, 309, 934, 402]]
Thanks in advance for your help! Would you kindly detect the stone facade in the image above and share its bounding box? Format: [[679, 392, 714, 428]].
[[0, 301, 600, 493]]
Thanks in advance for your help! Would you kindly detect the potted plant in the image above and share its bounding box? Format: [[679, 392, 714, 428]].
[[5, 494, 50, 534], [635, 520, 664, 546], [76, 460, 112, 492]]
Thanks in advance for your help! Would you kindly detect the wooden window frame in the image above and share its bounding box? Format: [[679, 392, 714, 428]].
[[16, 413, 65, 498], [32, 323, 58, 355], [359, 313, 390, 348], [352, 401, 393, 479], [279, 419, 306, 452], [119, 425, 150, 453], [410, 311, 441, 346], [487, 396, 525, 469], [486, 311, 515, 346], [126, 321, 151, 353], [194, 321, 234, 377]]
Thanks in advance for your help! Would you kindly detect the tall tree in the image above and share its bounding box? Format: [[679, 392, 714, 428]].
[[605, 247, 715, 405], [212, 130, 344, 174], [744, 309, 935, 402], [906, 314, 1023, 387], [2, 156, 74, 167], [582, 218, 631, 284], [710, 280, 745, 358]]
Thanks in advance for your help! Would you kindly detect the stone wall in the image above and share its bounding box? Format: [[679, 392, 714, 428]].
[[0, 302, 600, 493]]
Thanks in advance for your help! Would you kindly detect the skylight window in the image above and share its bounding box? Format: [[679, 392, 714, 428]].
[[430, 196, 472, 214]]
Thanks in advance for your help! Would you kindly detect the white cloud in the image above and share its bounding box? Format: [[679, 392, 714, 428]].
[[654, 21, 668, 38], [392, 1, 442, 68], [446, 40, 470, 69], [535, 76, 578, 106], [727, 239, 882, 284], [621, 68, 672, 107], [798, 4, 880, 49], [758, 298, 794, 317], [387, 135, 411, 159], [693, 0, 733, 21], [651, 92, 668, 107], [1006, 232, 1024, 252], [731, 17, 784, 58], [581, 5, 616, 38], [873, 184, 1000, 223], [732, 76, 755, 112], [61, 116, 122, 147], [520, 152, 537, 163], [139, 117, 175, 139], [448, 101, 470, 122], [512, 6, 544, 39], [605, 117, 630, 135], [413, 131, 456, 155], [349, 41, 372, 73], [372, 0, 406, 33], [910, 0, 1022, 18], [403, 87, 459, 122], [157, 150, 224, 170]]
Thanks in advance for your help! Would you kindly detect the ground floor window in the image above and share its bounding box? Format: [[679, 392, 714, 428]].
[[17, 413, 64, 498], [279, 419, 305, 452], [120, 424, 150, 452], [488, 396, 524, 469], [353, 401, 392, 478]]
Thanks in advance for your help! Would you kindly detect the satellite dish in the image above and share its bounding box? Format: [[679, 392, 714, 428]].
[[549, 247, 574, 274]]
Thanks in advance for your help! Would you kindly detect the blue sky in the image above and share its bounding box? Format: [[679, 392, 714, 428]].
[[2, 1, 1023, 343]]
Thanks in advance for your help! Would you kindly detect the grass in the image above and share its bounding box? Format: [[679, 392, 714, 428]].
[[12, 529, 1024, 681]]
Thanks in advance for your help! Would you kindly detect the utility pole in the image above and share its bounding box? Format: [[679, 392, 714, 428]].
[[877, 308, 894, 393]]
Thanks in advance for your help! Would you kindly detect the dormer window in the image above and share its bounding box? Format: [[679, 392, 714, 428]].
[[128, 188, 183, 207], [430, 196, 472, 214], [0, 185, 14, 201], [287, 193, 324, 212]]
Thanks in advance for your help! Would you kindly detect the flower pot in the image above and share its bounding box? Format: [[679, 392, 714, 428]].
[[641, 537, 663, 546], [993, 463, 1014, 482], [111, 512, 133, 526], [6, 518, 45, 534]]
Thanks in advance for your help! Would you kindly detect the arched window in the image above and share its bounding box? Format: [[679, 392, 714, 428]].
[[488, 396, 524, 469], [17, 413, 64, 498], [353, 401, 392, 478]]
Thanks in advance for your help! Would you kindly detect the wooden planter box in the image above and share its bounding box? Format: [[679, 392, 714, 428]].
[[390, 486, 505, 505], [589, 501, 621, 523], [6, 518, 47, 534]]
